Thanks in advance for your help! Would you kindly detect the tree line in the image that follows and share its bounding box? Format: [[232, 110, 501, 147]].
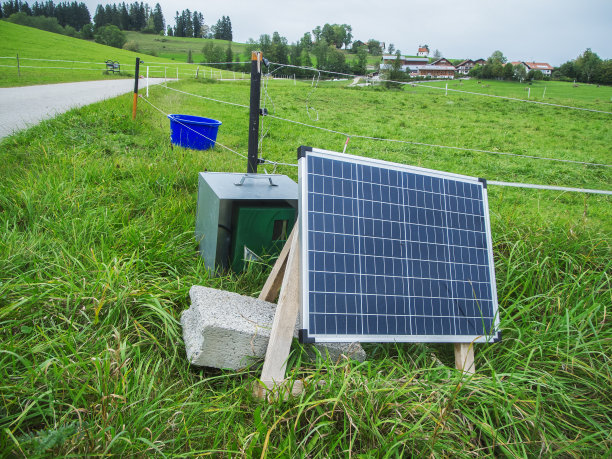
[[468, 49, 612, 85], [1, 0, 90, 31], [556, 49, 612, 85], [168, 10, 231, 40], [92, 2, 165, 34]]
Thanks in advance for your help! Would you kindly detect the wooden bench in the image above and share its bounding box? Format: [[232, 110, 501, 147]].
[[105, 60, 120, 73]]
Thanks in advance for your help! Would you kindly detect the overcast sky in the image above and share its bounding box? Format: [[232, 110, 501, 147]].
[[86, 0, 611, 65]]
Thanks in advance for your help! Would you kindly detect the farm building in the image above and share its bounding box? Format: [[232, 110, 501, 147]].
[[417, 46, 429, 57], [381, 54, 456, 79], [510, 61, 553, 76], [455, 59, 486, 75], [381, 54, 429, 67]]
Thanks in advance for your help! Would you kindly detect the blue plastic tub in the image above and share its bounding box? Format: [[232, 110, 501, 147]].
[[168, 114, 222, 150]]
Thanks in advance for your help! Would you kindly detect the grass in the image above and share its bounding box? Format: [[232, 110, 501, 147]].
[[0, 70, 611, 455], [124, 31, 250, 62], [419, 79, 612, 110], [0, 22, 243, 87]]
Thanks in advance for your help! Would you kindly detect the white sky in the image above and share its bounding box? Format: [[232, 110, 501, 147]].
[[86, 0, 612, 65]]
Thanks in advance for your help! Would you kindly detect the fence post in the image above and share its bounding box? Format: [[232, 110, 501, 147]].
[[146, 65, 149, 97], [132, 57, 140, 120], [176, 67, 178, 80], [196, 65, 199, 79], [16, 53, 20, 77], [247, 51, 263, 173]]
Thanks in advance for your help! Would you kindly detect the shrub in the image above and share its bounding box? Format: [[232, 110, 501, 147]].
[[123, 41, 140, 52], [6, 12, 65, 35], [95, 25, 127, 49]]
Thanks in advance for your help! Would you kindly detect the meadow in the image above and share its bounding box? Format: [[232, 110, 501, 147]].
[[0, 22, 242, 87], [0, 32, 611, 456]]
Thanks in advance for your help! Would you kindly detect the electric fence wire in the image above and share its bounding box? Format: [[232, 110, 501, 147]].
[[268, 61, 612, 115], [141, 89, 612, 194], [156, 81, 612, 168]]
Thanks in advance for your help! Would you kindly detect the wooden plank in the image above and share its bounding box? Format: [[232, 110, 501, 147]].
[[257, 225, 301, 395], [258, 225, 296, 303], [454, 343, 475, 374]]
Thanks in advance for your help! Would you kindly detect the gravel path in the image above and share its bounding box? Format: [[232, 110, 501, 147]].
[[0, 78, 167, 140]]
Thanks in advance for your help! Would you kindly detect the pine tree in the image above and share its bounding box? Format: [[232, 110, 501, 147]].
[[152, 3, 163, 33]]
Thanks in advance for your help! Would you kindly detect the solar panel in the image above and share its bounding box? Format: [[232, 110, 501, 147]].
[[298, 146, 500, 343]]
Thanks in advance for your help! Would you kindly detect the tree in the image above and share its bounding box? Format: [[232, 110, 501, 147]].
[[514, 64, 526, 82], [433, 49, 441, 59], [312, 25, 321, 42], [300, 32, 312, 50], [166, 24, 172, 36], [385, 52, 406, 89], [367, 39, 382, 55], [192, 11, 202, 38], [488, 50, 507, 64], [152, 3, 164, 33], [558, 61, 576, 79], [93, 4, 105, 28], [94, 24, 126, 48], [81, 22, 94, 38], [598, 59, 612, 85], [575, 48, 601, 83], [341, 24, 352, 49], [503, 62, 514, 80], [527, 69, 543, 81], [387, 43, 395, 54], [352, 45, 367, 75]]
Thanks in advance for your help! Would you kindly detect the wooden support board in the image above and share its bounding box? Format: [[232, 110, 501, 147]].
[[254, 224, 303, 399], [258, 225, 296, 303], [454, 343, 475, 374]]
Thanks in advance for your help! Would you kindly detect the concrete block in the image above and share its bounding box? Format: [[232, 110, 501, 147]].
[[181, 285, 366, 370]]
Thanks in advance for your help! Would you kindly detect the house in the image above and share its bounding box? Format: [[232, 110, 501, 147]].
[[381, 54, 455, 79], [455, 59, 475, 75], [510, 61, 553, 76], [522, 62, 554, 76], [417, 47, 429, 57], [417, 64, 455, 79], [473, 58, 486, 66], [431, 58, 453, 66], [381, 55, 429, 68]]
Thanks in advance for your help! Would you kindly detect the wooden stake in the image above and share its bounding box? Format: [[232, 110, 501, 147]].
[[454, 343, 475, 374], [255, 224, 303, 399], [16, 53, 20, 77]]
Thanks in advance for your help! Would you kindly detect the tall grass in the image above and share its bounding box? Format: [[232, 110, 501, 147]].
[[0, 77, 610, 456]]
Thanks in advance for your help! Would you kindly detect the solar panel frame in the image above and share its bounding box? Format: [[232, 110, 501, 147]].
[[298, 146, 500, 344]]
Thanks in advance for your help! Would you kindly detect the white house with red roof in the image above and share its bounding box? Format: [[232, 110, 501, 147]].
[[511, 61, 554, 76], [417, 46, 429, 57]]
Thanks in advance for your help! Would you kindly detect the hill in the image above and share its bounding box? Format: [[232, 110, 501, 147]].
[[0, 21, 220, 86]]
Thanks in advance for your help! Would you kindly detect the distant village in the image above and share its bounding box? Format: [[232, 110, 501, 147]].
[[379, 46, 553, 80]]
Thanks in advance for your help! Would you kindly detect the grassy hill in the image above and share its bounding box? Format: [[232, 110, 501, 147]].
[[124, 30, 249, 62], [0, 70, 610, 455], [0, 21, 241, 86]]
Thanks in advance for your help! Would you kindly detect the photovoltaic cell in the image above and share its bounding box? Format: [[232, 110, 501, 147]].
[[298, 147, 500, 343]]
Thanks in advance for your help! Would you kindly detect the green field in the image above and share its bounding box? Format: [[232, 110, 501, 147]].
[[420, 78, 612, 110], [0, 22, 244, 86], [124, 30, 249, 62], [1, 29, 611, 457]]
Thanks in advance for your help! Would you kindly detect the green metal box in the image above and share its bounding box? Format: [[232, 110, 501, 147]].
[[230, 205, 296, 272], [195, 172, 298, 273]]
